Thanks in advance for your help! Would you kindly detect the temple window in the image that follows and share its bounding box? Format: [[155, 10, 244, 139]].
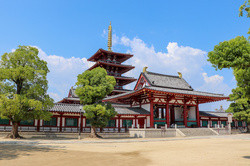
[[65, 118, 78, 127], [20, 120, 34, 126], [212, 121, 218, 127], [122, 119, 133, 127], [0, 118, 9, 125], [44, 117, 57, 126], [106, 119, 116, 127]]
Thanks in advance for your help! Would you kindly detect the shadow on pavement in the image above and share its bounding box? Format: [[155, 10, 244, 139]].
[[243, 156, 250, 159], [0, 144, 57, 160]]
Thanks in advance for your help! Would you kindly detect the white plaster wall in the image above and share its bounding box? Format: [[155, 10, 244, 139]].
[[120, 119, 122, 127], [62, 117, 65, 127], [147, 116, 150, 127], [141, 104, 150, 112], [34, 120, 38, 126], [78, 118, 81, 127], [83, 118, 86, 127], [188, 107, 196, 120], [174, 107, 183, 120], [116, 119, 119, 127], [57, 118, 60, 127]]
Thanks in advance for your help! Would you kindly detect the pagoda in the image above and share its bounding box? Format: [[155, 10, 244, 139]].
[[87, 22, 137, 95]]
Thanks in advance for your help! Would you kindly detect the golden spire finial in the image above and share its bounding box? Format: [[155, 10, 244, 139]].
[[178, 72, 182, 78], [108, 21, 112, 51]]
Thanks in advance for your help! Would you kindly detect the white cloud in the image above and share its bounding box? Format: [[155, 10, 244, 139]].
[[35, 47, 94, 102], [202, 73, 224, 84], [199, 73, 230, 95], [48, 92, 61, 102], [198, 73, 231, 111], [120, 37, 207, 80], [116, 36, 207, 89]]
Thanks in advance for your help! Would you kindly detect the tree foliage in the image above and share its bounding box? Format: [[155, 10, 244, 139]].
[[207, 36, 250, 125], [239, 0, 250, 38], [0, 46, 53, 138], [84, 103, 116, 128], [75, 67, 116, 137], [75, 67, 116, 104]]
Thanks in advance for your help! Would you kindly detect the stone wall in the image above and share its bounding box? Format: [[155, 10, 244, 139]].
[[129, 129, 179, 138]]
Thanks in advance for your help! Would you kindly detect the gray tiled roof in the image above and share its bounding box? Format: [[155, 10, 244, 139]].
[[143, 72, 193, 90], [48, 103, 83, 113], [48, 103, 149, 115], [112, 104, 150, 115], [200, 111, 230, 118], [146, 86, 225, 98]]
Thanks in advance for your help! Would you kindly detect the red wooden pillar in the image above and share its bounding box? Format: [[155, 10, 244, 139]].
[[84, 117, 87, 128], [166, 103, 170, 127], [183, 103, 187, 127], [59, 113, 63, 132], [37, 119, 40, 132], [196, 103, 200, 127], [171, 105, 175, 124], [150, 99, 154, 128], [135, 115, 137, 128], [118, 115, 120, 132], [209, 117, 211, 127], [80, 114, 83, 132]]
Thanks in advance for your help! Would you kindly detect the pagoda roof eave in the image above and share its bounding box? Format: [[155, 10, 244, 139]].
[[114, 76, 137, 80], [115, 76, 137, 86], [88, 61, 135, 74], [88, 49, 133, 63]]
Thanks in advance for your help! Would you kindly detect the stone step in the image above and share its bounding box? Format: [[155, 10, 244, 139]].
[[179, 128, 217, 136]]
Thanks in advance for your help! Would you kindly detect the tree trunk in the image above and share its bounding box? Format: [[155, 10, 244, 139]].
[[7, 122, 23, 139], [90, 127, 102, 138], [247, 124, 250, 133]]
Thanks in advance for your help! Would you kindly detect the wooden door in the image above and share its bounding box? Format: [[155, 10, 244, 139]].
[[138, 118, 144, 128]]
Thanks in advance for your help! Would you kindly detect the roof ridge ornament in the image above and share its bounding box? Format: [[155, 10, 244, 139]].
[[143, 66, 148, 73], [108, 21, 112, 51], [177, 72, 182, 78]]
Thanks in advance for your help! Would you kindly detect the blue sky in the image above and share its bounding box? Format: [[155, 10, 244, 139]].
[[0, 0, 248, 111]]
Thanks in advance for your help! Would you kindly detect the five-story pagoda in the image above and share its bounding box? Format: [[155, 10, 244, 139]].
[[87, 22, 136, 95]]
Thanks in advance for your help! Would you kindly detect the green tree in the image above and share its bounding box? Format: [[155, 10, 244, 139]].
[[239, 0, 250, 38], [0, 46, 53, 138], [75, 67, 116, 138], [207, 36, 250, 131]]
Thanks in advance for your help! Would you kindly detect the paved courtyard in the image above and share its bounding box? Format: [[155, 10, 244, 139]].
[[0, 134, 250, 166]]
